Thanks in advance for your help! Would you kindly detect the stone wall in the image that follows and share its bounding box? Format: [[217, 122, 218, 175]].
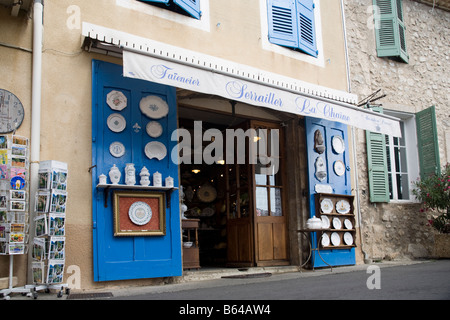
[[344, 0, 449, 260]]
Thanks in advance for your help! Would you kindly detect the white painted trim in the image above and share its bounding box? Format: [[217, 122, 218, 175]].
[[259, 0, 325, 67]]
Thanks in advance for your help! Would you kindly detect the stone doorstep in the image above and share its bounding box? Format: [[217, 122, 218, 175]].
[[178, 265, 300, 282]]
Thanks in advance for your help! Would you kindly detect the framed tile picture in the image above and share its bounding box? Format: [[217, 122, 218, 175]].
[[113, 191, 166, 237]]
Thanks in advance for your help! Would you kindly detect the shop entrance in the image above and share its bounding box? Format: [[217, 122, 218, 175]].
[[179, 108, 289, 268]]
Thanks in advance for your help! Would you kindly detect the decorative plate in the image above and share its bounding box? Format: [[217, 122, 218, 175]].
[[320, 198, 333, 214], [321, 233, 330, 247], [106, 90, 127, 111], [332, 217, 342, 230], [197, 184, 217, 203], [146, 121, 163, 138], [144, 141, 167, 160], [109, 141, 125, 158], [321, 215, 330, 229], [331, 232, 341, 246], [201, 207, 215, 217], [11, 176, 25, 190], [332, 135, 345, 154], [344, 218, 353, 230], [333, 160, 346, 176], [107, 113, 126, 133], [128, 201, 152, 226], [140, 95, 169, 119], [343, 232, 353, 245], [336, 199, 351, 214]]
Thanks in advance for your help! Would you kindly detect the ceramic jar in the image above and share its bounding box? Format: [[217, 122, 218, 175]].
[[139, 166, 150, 186], [99, 174, 107, 185], [109, 165, 121, 185], [153, 171, 162, 187], [125, 163, 136, 186], [165, 176, 174, 188]]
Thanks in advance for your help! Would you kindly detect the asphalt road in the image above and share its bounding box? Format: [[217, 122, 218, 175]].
[[114, 260, 450, 300]]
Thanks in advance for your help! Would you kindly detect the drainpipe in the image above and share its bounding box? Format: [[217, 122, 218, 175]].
[[27, 0, 44, 282], [340, 0, 369, 263]]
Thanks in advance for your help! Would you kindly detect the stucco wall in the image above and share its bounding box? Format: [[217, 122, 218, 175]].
[[344, 0, 449, 260]]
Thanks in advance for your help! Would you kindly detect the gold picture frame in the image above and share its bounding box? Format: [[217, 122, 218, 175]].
[[113, 190, 166, 237]]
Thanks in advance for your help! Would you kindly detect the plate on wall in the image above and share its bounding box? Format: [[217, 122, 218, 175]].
[[107, 113, 126, 133], [343, 232, 353, 245], [107, 90, 127, 111], [331, 232, 341, 246], [321, 215, 330, 229], [332, 217, 342, 230], [336, 199, 351, 214], [320, 198, 333, 214], [144, 141, 167, 160], [146, 121, 163, 138], [109, 141, 126, 158], [333, 160, 346, 176], [321, 233, 330, 247], [344, 218, 353, 230], [128, 201, 152, 226], [332, 135, 345, 154], [140, 95, 169, 119]]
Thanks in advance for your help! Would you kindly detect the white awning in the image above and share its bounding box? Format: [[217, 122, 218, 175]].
[[83, 22, 401, 137]]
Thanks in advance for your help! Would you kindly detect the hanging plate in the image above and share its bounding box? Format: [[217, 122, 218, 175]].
[[107, 113, 126, 133], [109, 141, 126, 158], [332, 135, 345, 154], [321, 215, 330, 229], [336, 199, 351, 214], [320, 198, 333, 214], [333, 160, 346, 176], [321, 233, 330, 247], [140, 95, 169, 119], [343, 232, 353, 245], [146, 121, 163, 138], [144, 141, 167, 160], [332, 217, 342, 230], [331, 232, 341, 246], [344, 218, 353, 230], [128, 201, 152, 226], [106, 90, 127, 111]]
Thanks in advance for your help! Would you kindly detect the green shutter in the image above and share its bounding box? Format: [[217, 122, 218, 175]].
[[373, 0, 408, 63], [366, 106, 390, 202], [416, 106, 440, 179]]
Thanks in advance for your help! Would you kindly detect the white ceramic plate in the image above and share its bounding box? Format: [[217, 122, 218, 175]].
[[128, 201, 152, 226], [106, 90, 127, 111], [321, 233, 330, 247], [331, 232, 341, 246], [144, 141, 167, 160], [146, 121, 163, 138], [332, 217, 342, 229], [344, 232, 353, 245], [344, 218, 353, 230], [336, 199, 351, 214], [140, 95, 169, 119], [320, 198, 333, 214], [334, 160, 346, 176], [107, 113, 126, 133], [332, 135, 345, 154], [321, 215, 330, 229], [109, 141, 125, 158]]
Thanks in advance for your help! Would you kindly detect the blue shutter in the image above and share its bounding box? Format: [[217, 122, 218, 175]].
[[296, 0, 318, 57], [267, 0, 299, 49], [174, 0, 201, 19], [139, 0, 170, 4]]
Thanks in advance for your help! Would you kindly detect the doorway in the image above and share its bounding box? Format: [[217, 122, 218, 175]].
[[178, 107, 289, 268]]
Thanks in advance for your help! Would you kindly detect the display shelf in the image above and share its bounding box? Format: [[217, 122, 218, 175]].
[[314, 193, 356, 249]]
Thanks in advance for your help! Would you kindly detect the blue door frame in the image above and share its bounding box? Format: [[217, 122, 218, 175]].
[[91, 60, 181, 281], [305, 117, 355, 268]]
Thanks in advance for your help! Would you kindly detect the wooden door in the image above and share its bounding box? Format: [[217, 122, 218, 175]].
[[251, 121, 289, 266]]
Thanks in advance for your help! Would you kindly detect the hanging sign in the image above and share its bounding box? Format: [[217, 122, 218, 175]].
[[123, 50, 401, 137]]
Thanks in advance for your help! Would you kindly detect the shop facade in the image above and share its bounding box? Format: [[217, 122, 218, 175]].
[[0, 0, 404, 291]]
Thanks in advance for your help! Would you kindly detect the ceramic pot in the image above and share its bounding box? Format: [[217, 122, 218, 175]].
[[139, 166, 150, 186], [109, 165, 121, 185], [125, 163, 136, 186]]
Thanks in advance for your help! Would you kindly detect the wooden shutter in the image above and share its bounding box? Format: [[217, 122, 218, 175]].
[[373, 0, 408, 63], [174, 0, 201, 19], [366, 106, 390, 202], [296, 0, 318, 57], [416, 106, 441, 179], [267, 0, 299, 49]]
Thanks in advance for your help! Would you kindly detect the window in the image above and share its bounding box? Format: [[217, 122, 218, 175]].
[[373, 0, 408, 63], [139, 0, 201, 19], [267, 0, 318, 57], [366, 106, 440, 203]]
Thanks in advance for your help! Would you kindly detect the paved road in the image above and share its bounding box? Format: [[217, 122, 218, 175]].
[[114, 260, 450, 300]]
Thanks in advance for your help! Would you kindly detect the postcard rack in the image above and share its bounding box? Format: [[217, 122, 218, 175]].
[[28, 160, 69, 298], [0, 135, 33, 299]]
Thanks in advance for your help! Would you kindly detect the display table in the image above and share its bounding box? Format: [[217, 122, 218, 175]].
[[297, 229, 333, 271], [182, 219, 200, 270]]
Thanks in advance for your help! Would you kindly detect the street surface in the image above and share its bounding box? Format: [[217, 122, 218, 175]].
[[113, 259, 450, 300]]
